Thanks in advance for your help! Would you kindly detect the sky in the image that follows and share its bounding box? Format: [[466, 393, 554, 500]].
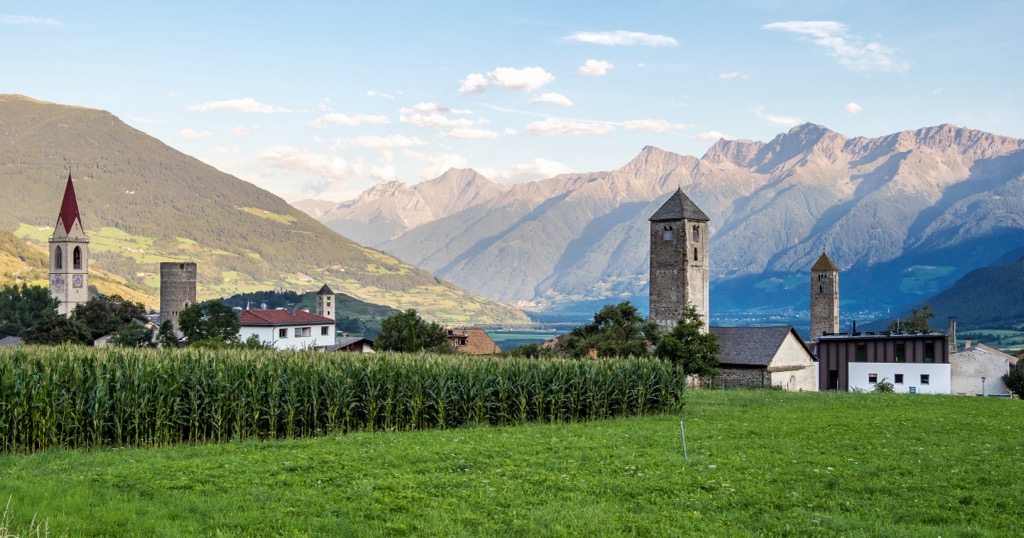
[[4, 1, 1024, 202]]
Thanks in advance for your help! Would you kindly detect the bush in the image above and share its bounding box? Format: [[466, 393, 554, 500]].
[[873, 378, 895, 393]]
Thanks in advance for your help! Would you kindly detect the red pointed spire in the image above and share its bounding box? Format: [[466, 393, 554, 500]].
[[56, 172, 83, 234]]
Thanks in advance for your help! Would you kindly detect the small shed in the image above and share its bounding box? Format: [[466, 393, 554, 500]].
[[327, 336, 375, 353], [710, 326, 818, 391]]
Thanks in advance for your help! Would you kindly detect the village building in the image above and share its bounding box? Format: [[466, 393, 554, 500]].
[[809, 252, 839, 343], [649, 188, 710, 333], [710, 326, 818, 391], [316, 284, 335, 319], [817, 329, 953, 392], [49, 173, 90, 315], [949, 341, 1019, 396], [238, 309, 336, 351], [327, 335, 375, 353], [447, 327, 501, 355]]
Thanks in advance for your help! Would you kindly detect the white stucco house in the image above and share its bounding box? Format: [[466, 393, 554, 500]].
[[238, 309, 335, 351], [848, 362, 952, 394], [710, 326, 819, 391], [949, 342, 1019, 396]]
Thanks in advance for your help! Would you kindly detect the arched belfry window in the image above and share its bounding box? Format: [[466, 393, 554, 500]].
[[54, 246, 63, 269], [819, 285, 825, 293], [663, 225, 673, 241], [692, 225, 700, 242], [73, 247, 82, 270], [693, 247, 699, 261]]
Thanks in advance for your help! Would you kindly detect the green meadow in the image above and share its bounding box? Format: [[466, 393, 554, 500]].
[[1, 389, 1020, 536]]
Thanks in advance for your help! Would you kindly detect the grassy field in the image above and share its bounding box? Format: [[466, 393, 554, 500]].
[[0, 390, 1020, 536]]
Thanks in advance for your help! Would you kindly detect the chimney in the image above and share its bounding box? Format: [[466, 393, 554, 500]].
[[964, 338, 971, 349], [947, 317, 957, 355]]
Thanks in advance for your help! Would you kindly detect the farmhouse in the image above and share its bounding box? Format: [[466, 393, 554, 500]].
[[327, 336, 375, 353], [447, 327, 501, 355], [239, 309, 336, 351], [710, 326, 818, 391], [949, 341, 1018, 396]]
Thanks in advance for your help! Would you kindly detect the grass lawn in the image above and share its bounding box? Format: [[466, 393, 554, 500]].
[[1, 390, 1020, 536]]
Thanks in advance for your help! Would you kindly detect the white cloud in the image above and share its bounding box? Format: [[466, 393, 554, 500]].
[[696, 131, 734, 141], [718, 72, 749, 80], [845, 102, 863, 115], [447, 128, 500, 139], [343, 135, 429, 150], [232, 126, 251, 136], [624, 119, 694, 132], [256, 146, 351, 180], [753, 107, 800, 127], [528, 93, 574, 107], [310, 113, 391, 128], [413, 153, 471, 180], [527, 118, 615, 137], [319, 98, 331, 111], [366, 90, 396, 101], [0, 15, 61, 27], [564, 30, 678, 47], [179, 128, 212, 139], [488, 67, 555, 91], [763, 21, 908, 73], [479, 158, 573, 183], [576, 59, 614, 76], [459, 73, 489, 94], [188, 98, 291, 113], [400, 112, 476, 129]]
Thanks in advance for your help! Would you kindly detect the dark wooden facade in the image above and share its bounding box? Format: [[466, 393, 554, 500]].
[[815, 332, 950, 391]]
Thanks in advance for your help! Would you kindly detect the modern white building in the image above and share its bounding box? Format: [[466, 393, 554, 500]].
[[848, 362, 952, 394], [238, 309, 335, 351]]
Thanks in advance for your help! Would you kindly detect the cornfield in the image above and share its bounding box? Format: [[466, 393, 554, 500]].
[[0, 345, 685, 452]]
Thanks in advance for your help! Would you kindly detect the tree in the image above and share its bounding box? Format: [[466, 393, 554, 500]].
[[72, 294, 148, 342], [0, 284, 59, 338], [21, 312, 91, 345], [559, 302, 660, 359], [156, 320, 181, 349], [887, 304, 936, 332], [654, 303, 719, 377], [375, 309, 450, 353], [178, 300, 240, 346], [1004, 361, 1024, 397], [110, 322, 154, 348], [507, 342, 558, 359]]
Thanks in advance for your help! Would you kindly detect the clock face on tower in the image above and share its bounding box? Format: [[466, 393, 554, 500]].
[[51, 275, 65, 290], [73, 275, 84, 288]]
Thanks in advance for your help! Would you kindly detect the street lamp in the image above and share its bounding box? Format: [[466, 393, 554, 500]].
[[982, 376, 986, 397]]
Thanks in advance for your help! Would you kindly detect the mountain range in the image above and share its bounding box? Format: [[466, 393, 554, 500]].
[[301, 123, 1024, 329], [0, 95, 527, 324]]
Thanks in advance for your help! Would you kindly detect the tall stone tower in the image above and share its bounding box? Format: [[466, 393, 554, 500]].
[[649, 188, 710, 333], [160, 262, 197, 331], [49, 173, 90, 316], [809, 252, 839, 342], [316, 284, 335, 320]]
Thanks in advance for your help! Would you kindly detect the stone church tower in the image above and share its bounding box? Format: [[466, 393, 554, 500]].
[[49, 173, 90, 316], [649, 188, 710, 332], [316, 284, 335, 319], [809, 252, 839, 342]]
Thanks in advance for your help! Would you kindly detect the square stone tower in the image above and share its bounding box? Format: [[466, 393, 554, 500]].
[[809, 252, 839, 342], [49, 173, 90, 316], [316, 284, 335, 320], [649, 188, 710, 332], [160, 262, 197, 331]]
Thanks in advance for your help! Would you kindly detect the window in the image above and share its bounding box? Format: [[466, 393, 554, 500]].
[[921, 374, 930, 385], [818, 274, 828, 282], [924, 342, 936, 363], [321, 326, 329, 336], [894, 374, 904, 384], [663, 226, 673, 241], [295, 327, 311, 337], [868, 373, 878, 383], [818, 285, 824, 293], [692, 225, 700, 242], [294, 327, 302, 338], [54, 246, 63, 269], [856, 343, 867, 362], [73, 247, 82, 270], [693, 248, 699, 261], [278, 328, 287, 338], [895, 343, 906, 362]]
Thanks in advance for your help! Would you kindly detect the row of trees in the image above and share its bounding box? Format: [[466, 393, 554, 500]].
[[374, 302, 720, 378]]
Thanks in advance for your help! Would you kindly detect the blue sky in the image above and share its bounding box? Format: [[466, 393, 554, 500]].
[[4, 1, 1023, 202]]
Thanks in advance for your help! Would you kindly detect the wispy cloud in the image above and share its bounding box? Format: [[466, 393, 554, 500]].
[[256, 145, 351, 179], [179, 128, 212, 139], [753, 107, 800, 127], [341, 135, 430, 150], [696, 131, 734, 141], [763, 21, 908, 73], [527, 118, 615, 137], [478, 158, 573, 183], [488, 67, 555, 91], [310, 113, 391, 128], [624, 119, 694, 132], [565, 30, 677, 47], [845, 102, 863, 114], [0, 14, 62, 27], [406, 152, 471, 180], [529, 93, 574, 107], [717, 72, 749, 80], [446, 128, 501, 139], [188, 98, 291, 113], [366, 90, 396, 101], [577, 59, 614, 76]]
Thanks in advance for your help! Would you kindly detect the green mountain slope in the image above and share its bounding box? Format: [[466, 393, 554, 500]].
[[0, 95, 527, 324]]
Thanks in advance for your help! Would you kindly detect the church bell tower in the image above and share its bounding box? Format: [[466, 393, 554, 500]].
[[809, 252, 839, 342], [49, 173, 90, 316], [649, 188, 710, 333]]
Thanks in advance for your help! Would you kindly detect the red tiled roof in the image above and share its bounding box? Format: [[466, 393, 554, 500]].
[[56, 173, 83, 234], [239, 309, 334, 326]]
